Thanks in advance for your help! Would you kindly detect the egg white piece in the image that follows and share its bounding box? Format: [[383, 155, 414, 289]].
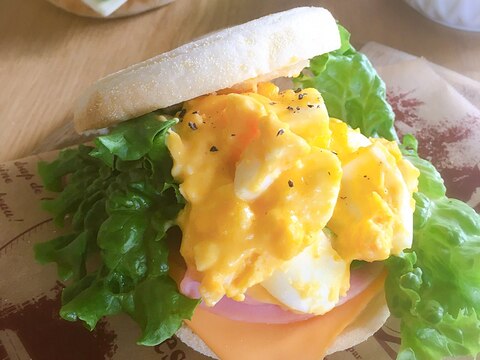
[[346, 129, 371, 150], [234, 114, 310, 201], [261, 231, 350, 315]]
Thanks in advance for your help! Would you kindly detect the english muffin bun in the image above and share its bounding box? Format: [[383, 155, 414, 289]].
[[46, 0, 173, 18], [73, 7, 341, 132]]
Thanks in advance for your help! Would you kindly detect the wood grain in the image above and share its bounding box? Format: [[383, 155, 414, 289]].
[[1, 0, 479, 161]]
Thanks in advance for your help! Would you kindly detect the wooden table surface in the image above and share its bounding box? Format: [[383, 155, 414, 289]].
[[1, 0, 480, 162]]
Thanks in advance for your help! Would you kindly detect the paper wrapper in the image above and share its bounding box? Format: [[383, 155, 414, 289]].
[[1, 43, 480, 360]]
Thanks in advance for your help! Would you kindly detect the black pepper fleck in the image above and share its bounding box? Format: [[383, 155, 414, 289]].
[[276, 129, 285, 136], [178, 109, 186, 119], [188, 122, 198, 130], [328, 171, 331, 175], [307, 104, 314, 108], [294, 88, 302, 93], [231, 133, 236, 137], [298, 93, 305, 100], [288, 180, 294, 188], [296, 106, 300, 111], [340, 196, 347, 200], [331, 151, 338, 155], [210, 146, 218, 152], [287, 106, 294, 111], [269, 102, 277, 105], [192, 111, 199, 115]]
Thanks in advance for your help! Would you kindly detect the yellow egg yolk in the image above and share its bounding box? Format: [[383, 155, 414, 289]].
[[166, 83, 419, 311]]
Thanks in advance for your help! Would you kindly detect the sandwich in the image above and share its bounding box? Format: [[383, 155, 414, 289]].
[[35, 7, 480, 360], [46, 0, 174, 18]]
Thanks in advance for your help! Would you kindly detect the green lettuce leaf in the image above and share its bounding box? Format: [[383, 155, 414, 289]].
[[35, 113, 198, 345], [384, 137, 480, 360], [133, 276, 199, 346], [294, 25, 397, 141]]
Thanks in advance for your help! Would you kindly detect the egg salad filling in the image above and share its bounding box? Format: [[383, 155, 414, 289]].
[[167, 82, 419, 314]]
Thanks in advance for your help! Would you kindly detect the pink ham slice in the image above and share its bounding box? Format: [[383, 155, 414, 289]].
[[179, 262, 384, 324]]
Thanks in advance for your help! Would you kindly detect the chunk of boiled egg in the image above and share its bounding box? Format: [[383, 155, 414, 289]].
[[328, 139, 419, 261], [260, 230, 350, 315]]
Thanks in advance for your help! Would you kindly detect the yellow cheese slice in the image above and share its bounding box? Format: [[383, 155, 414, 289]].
[[185, 272, 386, 360]]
